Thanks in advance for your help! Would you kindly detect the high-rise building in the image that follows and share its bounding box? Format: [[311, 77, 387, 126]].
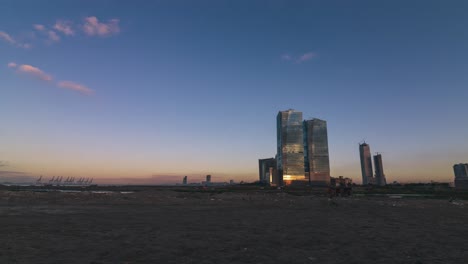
[[277, 109, 305, 185], [373, 153, 387, 186], [183, 176, 187, 185], [303, 119, 330, 186], [258, 158, 276, 185], [454, 163, 468, 178], [359, 143, 374, 185], [206, 175, 211, 183], [454, 163, 468, 190]]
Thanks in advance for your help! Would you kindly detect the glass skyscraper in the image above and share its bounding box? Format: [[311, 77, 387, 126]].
[[303, 119, 330, 186], [373, 153, 387, 186], [277, 109, 305, 185], [359, 142, 374, 185]]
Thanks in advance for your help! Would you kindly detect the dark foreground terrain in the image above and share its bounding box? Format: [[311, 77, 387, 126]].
[[1, 188, 467, 264]]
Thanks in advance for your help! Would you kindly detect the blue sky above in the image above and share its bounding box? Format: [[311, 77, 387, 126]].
[[1, 0, 467, 183]]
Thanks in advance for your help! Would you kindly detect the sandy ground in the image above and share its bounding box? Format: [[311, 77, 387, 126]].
[[0, 189, 467, 264]]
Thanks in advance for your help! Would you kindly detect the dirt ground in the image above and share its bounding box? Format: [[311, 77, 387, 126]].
[[0, 189, 467, 264]]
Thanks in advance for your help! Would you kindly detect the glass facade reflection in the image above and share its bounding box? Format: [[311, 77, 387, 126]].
[[277, 110, 305, 185], [303, 119, 330, 186]]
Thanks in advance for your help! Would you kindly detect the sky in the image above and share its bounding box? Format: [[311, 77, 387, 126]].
[[1, 0, 467, 184]]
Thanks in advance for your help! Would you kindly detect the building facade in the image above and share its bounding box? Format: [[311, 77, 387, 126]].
[[277, 110, 305, 185], [258, 158, 276, 185], [373, 153, 387, 186], [454, 163, 468, 190], [454, 163, 468, 178], [359, 143, 374, 185], [303, 119, 330, 186]]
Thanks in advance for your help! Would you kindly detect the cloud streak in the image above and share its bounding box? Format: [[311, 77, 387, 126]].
[[83, 16, 120, 37], [11, 63, 53, 81], [57, 81, 94, 95], [8, 62, 95, 96], [0, 31, 32, 48], [297, 52, 317, 63], [281, 51, 318, 63], [0, 31, 15, 44], [33, 24, 46, 31]]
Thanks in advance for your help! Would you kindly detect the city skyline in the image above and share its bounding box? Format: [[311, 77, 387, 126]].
[[1, 1, 468, 184]]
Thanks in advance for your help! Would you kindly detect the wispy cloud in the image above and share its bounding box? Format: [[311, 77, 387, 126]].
[[281, 54, 292, 61], [48, 30, 60, 42], [8, 62, 53, 81], [83, 16, 120, 37], [8, 62, 94, 96], [57, 81, 94, 95], [297, 52, 317, 63], [281, 51, 318, 63], [18, 64, 53, 81], [33, 24, 46, 31], [0, 30, 32, 49], [54, 20, 74, 36], [0, 31, 15, 44]]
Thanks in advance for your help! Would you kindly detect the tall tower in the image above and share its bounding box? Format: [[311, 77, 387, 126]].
[[183, 176, 187, 185], [359, 143, 374, 185], [303, 118, 330, 186], [373, 153, 386, 186], [277, 109, 305, 185]]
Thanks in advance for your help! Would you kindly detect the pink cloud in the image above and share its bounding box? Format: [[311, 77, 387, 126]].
[[16, 64, 53, 81], [33, 24, 46, 31], [83, 16, 120, 37], [54, 20, 74, 36], [297, 52, 317, 63], [57, 81, 94, 95], [48, 30, 60, 42], [0, 31, 15, 44], [7, 62, 17, 68]]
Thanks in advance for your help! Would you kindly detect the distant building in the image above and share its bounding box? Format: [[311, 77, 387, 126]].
[[454, 163, 468, 178], [373, 153, 387, 186], [454, 163, 468, 190], [183, 176, 187, 185], [303, 118, 330, 186], [359, 143, 374, 185], [258, 158, 276, 185], [229, 179, 234, 185], [206, 175, 211, 184], [277, 109, 305, 185], [330, 176, 353, 196], [331, 176, 353, 187]]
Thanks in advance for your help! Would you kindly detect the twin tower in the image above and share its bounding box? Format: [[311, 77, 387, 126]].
[[259, 109, 331, 186]]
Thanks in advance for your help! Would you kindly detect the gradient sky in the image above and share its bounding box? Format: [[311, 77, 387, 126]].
[[1, 0, 467, 184]]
